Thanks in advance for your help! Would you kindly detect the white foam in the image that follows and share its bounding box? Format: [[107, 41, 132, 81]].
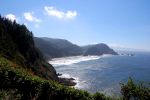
[[49, 55, 112, 66], [58, 73, 72, 79], [49, 55, 113, 89], [58, 73, 80, 87], [59, 74, 88, 89], [74, 80, 87, 89]]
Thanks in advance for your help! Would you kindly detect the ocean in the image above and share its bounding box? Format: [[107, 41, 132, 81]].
[[49, 51, 150, 96]]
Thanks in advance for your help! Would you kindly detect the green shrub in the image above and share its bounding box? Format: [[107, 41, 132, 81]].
[[121, 77, 150, 100], [0, 89, 21, 100]]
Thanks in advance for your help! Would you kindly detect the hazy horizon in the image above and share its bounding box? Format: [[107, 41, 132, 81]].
[[1, 0, 150, 51]]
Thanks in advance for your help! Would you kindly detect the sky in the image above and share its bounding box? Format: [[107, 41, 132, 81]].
[[0, 0, 150, 51]]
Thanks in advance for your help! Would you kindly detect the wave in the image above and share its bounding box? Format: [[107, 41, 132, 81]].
[[58, 73, 88, 89], [49, 55, 113, 89], [58, 73, 79, 87], [58, 73, 72, 79], [49, 55, 112, 66]]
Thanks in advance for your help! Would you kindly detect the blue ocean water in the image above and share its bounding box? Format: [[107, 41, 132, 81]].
[[50, 51, 150, 96]]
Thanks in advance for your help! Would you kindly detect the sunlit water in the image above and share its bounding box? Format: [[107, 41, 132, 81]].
[[49, 51, 150, 96]]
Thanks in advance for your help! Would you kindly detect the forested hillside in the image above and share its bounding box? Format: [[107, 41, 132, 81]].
[[0, 16, 58, 80], [34, 37, 83, 59]]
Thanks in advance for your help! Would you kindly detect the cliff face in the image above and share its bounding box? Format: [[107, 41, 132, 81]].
[[0, 16, 58, 80]]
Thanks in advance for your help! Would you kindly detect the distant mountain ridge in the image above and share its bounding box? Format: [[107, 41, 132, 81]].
[[34, 37, 82, 59], [83, 43, 118, 56], [34, 37, 118, 59]]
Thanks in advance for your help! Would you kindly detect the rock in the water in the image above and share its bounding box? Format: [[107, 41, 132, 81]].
[[59, 78, 76, 86]]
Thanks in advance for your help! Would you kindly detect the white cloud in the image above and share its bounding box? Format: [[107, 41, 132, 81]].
[[5, 14, 17, 22], [23, 12, 42, 22], [44, 6, 77, 19], [66, 11, 77, 19]]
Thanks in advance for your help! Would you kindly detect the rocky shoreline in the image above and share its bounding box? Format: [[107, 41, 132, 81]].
[[59, 77, 76, 86], [58, 73, 77, 86]]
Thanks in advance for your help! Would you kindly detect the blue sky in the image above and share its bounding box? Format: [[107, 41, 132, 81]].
[[0, 0, 150, 51]]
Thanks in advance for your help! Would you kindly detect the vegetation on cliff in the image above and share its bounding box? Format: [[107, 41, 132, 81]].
[[0, 16, 58, 80]]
